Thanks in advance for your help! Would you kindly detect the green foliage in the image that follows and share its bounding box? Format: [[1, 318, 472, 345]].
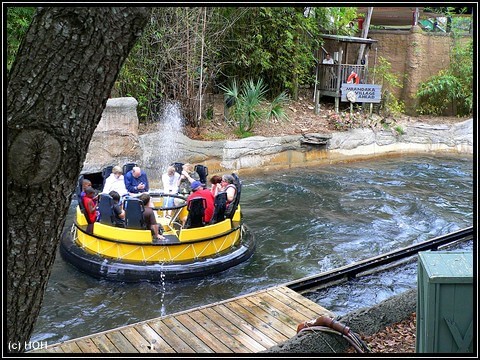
[[416, 39, 472, 116], [234, 129, 254, 138], [220, 78, 267, 133], [314, 7, 359, 35], [219, 78, 290, 135], [203, 131, 228, 141], [219, 7, 322, 97], [371, 57, 405, 117], [394, 125, 405, 135], [268, 91, 290, 122], [205, 107, 214, 120], [113, 8, 169, 123], [113, 8, 224, 125], [416, 71, 466, 115], [6, 7, 36, 73]]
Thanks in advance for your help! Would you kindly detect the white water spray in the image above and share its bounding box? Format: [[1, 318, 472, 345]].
[[155, 102, 184, 180]]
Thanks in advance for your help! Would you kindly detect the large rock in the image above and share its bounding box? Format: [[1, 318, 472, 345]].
[[82, 97, 140, 173]]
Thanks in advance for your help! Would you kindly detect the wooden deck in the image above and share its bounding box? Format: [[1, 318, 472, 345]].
[[31, 285, 333, 354]]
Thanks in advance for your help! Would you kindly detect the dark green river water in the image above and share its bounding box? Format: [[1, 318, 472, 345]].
[[31, 153, 474, 345]]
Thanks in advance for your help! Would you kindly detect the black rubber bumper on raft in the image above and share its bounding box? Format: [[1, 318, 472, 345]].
[[59, 226, 256, 282]]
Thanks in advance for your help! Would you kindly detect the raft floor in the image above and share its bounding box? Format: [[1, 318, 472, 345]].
[[32, 285, 332, 353]]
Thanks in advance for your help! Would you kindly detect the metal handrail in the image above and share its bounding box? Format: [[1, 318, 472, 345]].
[[285, 226, 474, 292]]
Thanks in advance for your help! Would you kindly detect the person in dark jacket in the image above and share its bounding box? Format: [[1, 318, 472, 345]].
[[124, 166, 149, 194]]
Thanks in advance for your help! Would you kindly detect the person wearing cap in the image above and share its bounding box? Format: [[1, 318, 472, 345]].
[[183, 180, 215, 224], [102, 165, 129, 197]]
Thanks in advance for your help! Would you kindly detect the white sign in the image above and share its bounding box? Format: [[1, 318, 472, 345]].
[[341, 84, 382, 103]]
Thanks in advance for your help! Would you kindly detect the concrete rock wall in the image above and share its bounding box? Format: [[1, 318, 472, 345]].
[[83, 99, 473, 181]]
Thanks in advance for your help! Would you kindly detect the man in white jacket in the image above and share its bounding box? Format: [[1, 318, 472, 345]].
[[102, 166, 129, 197]]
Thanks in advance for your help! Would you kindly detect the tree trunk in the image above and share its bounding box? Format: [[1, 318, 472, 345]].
[[197, 7, 207, 133], [356, 7, 373, 65], [7, 7, 151, 352]]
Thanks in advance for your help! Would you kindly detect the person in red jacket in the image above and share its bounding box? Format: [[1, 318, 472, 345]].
[[82, 186, 99, 224], [184, 180, 215, 224]]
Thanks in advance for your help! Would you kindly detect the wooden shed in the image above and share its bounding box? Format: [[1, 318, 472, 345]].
[[315, 34, 378, 113]]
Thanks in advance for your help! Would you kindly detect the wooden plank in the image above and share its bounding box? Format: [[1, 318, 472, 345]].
[[200, 307, 267, 353], [224, 299, 290, 343], [47, 345, 65, 353], [75, 338, 101, 353], [267, 289, 320, 321], [246, 293, 305, 328], [188, 309, 250, 353], [234, 297, 297, 338], [91, 334, 120, 353], [175, 313, 233, 353], [120, 327, 156, 353], [148, 319, 196, 353], [211, 304, 277, 349], [263, 290, 320, 322], [161, 316, 214, 353], [134, 323, 176, 353], [29, 285, 338, 354], [58, 341, 83, 353], [105, 331, 138, 353], [276, 287, 334, 317]]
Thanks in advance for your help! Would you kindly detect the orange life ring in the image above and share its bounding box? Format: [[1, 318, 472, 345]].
[[347, 72, 360, 84]]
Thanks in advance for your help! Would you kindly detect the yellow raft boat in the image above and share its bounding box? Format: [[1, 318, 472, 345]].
[[60, 175, 255, 282]]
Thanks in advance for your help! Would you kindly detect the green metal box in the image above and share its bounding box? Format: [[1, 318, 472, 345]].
[[416, 251, 473, 353]]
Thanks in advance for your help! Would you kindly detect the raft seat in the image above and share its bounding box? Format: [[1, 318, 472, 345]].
[[92, 222, 153, 243], [179, 219, 232, 242], [124, 198, 146, 230]]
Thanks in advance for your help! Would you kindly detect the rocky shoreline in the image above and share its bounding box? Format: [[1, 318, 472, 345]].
[[82, 98, 473, 177]]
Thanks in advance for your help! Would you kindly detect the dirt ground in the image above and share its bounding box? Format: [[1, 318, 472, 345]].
[[178, 89, 470, 140], [346, 312, 417, 353]]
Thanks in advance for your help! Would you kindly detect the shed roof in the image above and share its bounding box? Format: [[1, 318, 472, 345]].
[[356, 7, 423, 26], [320, 34, 378, 45]]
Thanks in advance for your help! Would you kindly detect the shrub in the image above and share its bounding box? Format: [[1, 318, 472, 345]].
[[219, 78, 290, 136], [416, 39, 472, 116]]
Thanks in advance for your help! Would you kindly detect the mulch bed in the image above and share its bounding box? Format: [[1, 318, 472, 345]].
[[346, 312, 416, 353]]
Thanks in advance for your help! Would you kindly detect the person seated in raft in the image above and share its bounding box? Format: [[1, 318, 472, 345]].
[[178, 163, 200, 195], [220, 174, 237, 214], [102, 166, 129, 198], [181, 181, 215, 226], [209, 174, 223, 198], [162, 165, 181, 210], [109, 190, 126, 228], [80, 178, 92, 202], [83, 186, 100, 223], [139, 193, 165, 241], [124, 166, 150, 194]]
